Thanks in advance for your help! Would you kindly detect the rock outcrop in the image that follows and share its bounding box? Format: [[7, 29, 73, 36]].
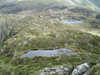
[[40, 66, 72, 75], [72, 62, 96, 75], [40, 62, 96, 75]]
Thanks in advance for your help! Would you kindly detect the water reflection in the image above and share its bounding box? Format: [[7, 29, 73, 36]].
[[60, 20, 83, 24], [20, 48, 77, 58]]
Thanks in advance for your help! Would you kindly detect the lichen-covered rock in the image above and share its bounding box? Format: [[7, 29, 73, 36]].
[[72, 62, 96, 75], [40, 66, 72, 75]]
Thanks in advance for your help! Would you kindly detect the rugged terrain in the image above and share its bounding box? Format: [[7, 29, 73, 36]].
[[0, 0, 99, 14], [0, 0, 100, 75]]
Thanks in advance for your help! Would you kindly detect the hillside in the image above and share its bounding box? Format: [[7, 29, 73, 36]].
[[91, 0, 100, 7], [0, 0, 99, 14], [0, 0, 100, 75]]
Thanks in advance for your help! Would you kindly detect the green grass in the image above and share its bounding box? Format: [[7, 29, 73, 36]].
[[0, 11, 100, 74]]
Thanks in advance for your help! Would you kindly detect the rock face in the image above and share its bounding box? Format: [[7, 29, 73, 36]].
[[0, 21, 13, 47], [72, 63, 90, 75], [96, 14, 100, 19], [72, 62, 96, 75]]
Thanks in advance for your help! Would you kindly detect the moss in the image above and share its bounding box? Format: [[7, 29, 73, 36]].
[[0, 52, 99, 74], [92, 66, 100, 74]]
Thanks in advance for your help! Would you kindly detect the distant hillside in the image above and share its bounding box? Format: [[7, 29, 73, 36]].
[[0, 0, 99, 14], [91, 0, 100, 7]]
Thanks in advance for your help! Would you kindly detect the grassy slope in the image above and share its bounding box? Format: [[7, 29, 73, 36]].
[[0, 0, 100, 75], [0, 12, 99, 74]]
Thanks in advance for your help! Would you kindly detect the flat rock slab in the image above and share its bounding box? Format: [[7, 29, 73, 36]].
[[40, 66, 71, 75], [20, 48, 77, 58]]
